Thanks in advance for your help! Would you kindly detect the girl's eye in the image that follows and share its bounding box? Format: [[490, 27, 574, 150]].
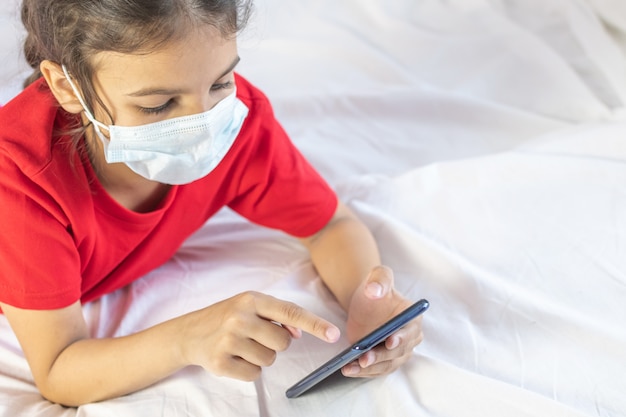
[[211, 81, 234, 91], [139, 99, 174, 115]]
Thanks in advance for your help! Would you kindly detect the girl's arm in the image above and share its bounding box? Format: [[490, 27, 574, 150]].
[[300, 201, 424, 378], [0, 292, 339, 406], [300, 202, 381, 310], [2, 300, 183, 405]]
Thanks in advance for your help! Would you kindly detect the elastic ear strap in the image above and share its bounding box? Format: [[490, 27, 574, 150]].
[[61, 65, 109, 132]]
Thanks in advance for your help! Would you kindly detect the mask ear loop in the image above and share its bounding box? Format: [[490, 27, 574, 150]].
[[61, 65, 110, 134]]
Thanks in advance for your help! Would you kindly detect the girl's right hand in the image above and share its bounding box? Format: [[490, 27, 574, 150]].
[[179, 291, 340, 381]]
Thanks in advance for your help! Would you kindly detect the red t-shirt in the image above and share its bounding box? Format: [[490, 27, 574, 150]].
[[0, 75, 337, 310]]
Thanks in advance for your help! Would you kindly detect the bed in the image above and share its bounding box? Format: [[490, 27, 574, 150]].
[[1, 0, 625, 416]]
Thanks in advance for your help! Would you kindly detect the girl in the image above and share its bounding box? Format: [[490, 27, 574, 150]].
[[0, 0, 423, 407]]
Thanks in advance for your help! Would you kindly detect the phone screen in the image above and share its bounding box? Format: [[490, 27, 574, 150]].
[[285, 298, 429, 398]]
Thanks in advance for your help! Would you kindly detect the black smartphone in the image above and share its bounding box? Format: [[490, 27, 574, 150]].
[[285, 298, 429, 398]]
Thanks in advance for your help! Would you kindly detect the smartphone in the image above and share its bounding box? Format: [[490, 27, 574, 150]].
[[285, 298, 429, 398]]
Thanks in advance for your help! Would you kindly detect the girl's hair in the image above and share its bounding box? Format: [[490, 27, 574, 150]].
[[21, 0, 252, 118]]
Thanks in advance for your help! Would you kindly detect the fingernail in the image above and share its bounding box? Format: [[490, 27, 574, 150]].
[[326, 327, 340, 342], [344, 364, 360, 376], [388, 336, 400, 349], [366, 282, 384, 298], [363, 352, 375, 367], [289, 327, 303, 339]]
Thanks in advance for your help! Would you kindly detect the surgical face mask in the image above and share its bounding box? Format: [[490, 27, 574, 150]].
[[62, 65, 249, 185]]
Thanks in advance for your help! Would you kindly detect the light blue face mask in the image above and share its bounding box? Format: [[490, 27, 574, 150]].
[[62, 65, 249, 185]]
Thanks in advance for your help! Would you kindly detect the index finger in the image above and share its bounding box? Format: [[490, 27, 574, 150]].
[[255, 295, 340, 343]]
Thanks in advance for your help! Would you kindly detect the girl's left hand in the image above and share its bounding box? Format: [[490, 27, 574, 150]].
[[341, 265, 424, 378]]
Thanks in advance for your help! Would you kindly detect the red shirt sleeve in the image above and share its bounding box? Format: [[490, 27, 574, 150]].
[[227, 75, 338, 238], [0, 153, 83, 309]]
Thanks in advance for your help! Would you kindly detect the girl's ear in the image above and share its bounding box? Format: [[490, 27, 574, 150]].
[[40, 60, 85, 114]]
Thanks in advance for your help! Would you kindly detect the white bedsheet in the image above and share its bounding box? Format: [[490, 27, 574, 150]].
[[1, 0, 625, 416]]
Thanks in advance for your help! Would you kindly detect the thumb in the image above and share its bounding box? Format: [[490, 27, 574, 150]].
[[364, 265, 394, 300], [346, 265, 397, 342]]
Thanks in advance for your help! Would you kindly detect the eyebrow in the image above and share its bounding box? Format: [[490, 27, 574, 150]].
[[127, 55, 241, 97]]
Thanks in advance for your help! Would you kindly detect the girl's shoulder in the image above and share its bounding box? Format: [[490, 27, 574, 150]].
[[234, 73, 272, 109], [0, 78, 76, 176]]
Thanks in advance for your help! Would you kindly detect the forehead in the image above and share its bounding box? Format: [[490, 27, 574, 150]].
[[90, 26, 237, 92]]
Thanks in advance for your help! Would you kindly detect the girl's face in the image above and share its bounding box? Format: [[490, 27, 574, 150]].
[[89, 26, 239, 128]]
